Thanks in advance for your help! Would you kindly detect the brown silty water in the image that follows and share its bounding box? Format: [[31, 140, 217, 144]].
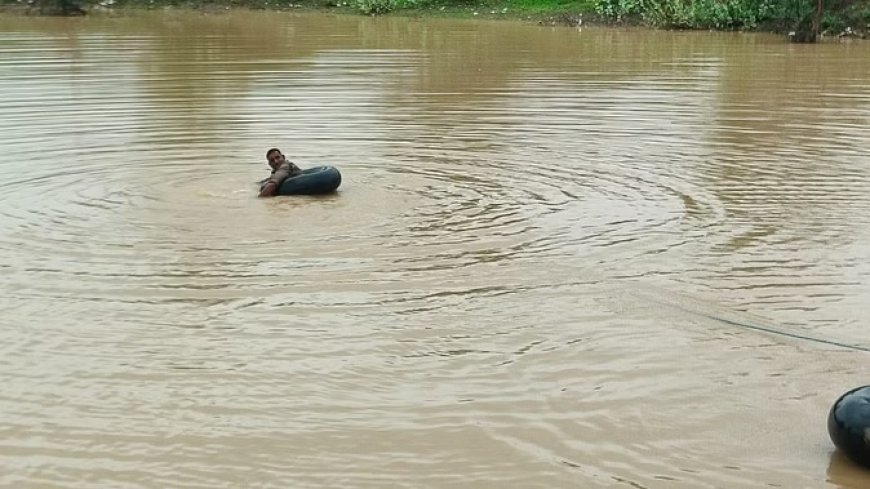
[[1, 10, 869, 488]]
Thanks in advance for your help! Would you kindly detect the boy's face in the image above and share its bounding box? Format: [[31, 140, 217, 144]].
[[267, 151, 285, 170]]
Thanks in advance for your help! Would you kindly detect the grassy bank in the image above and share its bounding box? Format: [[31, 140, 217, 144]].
[[3, 0, 869, 39]]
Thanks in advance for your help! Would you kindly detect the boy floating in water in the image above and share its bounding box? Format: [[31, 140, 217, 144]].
[[258, 148, 302, 197]]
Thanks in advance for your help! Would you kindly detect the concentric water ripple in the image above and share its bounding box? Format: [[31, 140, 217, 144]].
[[2, 11, 870, 489]]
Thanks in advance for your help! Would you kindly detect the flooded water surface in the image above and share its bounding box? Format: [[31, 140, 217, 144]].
[[1, 10, 870, 488]]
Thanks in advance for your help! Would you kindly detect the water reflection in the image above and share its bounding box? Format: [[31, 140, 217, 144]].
[[827, 450, 870, 489]]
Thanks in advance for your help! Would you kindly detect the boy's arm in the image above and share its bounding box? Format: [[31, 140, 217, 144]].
[[258, 180, 278, 197], [258, 162, 301, 198]]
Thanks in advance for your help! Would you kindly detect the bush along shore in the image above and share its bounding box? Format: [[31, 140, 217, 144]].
[[3, 0, 869, 42]]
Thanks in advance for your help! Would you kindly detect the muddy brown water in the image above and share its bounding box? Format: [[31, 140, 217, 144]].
[[1, 10, 870, 488]]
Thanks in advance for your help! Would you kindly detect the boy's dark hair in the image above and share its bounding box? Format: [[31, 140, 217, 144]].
[[266, 148, 282, 158]]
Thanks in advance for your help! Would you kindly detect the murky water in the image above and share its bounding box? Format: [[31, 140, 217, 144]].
[[2, 9, 870, 488]]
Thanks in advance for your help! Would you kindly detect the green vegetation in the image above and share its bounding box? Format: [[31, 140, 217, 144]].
[[5, 0, 87, 14], [3, 0, 869, 41], [595, 0, 775, 29], [593, 0, 867, 36], [334, 0, 868, 39]]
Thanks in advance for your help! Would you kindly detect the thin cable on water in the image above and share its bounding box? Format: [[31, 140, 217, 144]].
[[631, 287, 870, 353], [704, 313, 870, 353]]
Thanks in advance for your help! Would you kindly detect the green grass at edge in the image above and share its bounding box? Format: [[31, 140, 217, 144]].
[[340, 0, 598, 23]]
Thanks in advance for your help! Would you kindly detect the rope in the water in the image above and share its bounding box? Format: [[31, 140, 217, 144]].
[[704, 314, 870, 353], [631, 287, 870, 353]]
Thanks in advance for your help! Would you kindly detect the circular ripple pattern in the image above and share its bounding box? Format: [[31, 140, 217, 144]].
[[2, 12, 870, 489]]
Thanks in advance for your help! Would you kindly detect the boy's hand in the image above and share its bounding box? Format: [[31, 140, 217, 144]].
[[258, 181, 278, 198]]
